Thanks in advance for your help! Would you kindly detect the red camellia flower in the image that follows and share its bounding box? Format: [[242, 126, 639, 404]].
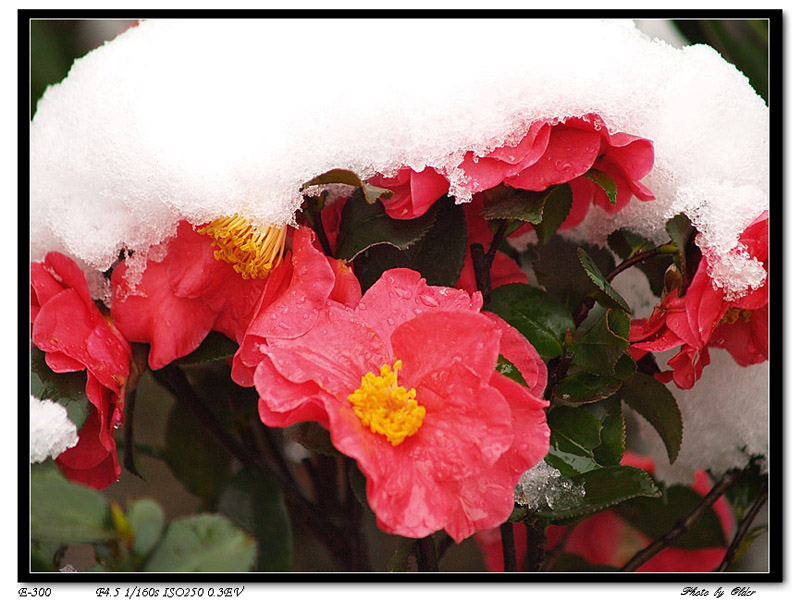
[[111, 218, 288, 369], [369, 114, 654, 230], [476, 453, 734, 572], [233, 254, 550, 541], [630, 213, 768, 389], [31, 252, 131, 489], [368, 166, 450, 220]]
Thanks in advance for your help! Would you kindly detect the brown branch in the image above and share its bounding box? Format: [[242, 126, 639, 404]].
[[717, 482, 768, 572], [500, 521, 517, 572], [524, 521, 547, 572], [620, 469, 741, 572], [415, 535, 439, 572], [542, 524, 576, 572]]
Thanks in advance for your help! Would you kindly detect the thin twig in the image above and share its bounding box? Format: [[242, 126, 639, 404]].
[[620, 469, 741, 572], [500, 521, 517, 572], [717, 482, 768, 572]]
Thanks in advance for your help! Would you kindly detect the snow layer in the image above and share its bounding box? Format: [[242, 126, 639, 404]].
[[30, 396, 78, 463], [31, 19, 768, 297], [629, 350, 769, 485], [515, 460, 585, 512]]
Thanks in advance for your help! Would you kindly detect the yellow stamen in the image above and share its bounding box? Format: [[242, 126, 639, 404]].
[[348, 360, 426, 446], [720, 307, 752, 326], [198, 215, 287, 280]]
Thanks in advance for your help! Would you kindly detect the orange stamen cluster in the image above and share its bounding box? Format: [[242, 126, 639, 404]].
[[198, 215, 287, 280]]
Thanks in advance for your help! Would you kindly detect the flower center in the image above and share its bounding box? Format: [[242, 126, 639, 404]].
[[347, 360, 426, 446], [720, 307, 752, 326], [198, 215, 287, 280]]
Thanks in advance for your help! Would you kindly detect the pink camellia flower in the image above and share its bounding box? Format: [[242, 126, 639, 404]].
[[368, 166, 450, 220], [369, 114, 654, 231], [476, 453, 734, 572], [233, 258, 550, 541], [630, 213, 768, 389], [31, 252, 131, 489]]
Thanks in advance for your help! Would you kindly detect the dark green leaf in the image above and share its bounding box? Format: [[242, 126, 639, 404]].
[[552, 372, 621, 404], [534, 184, 573, 245], [31, 468, 115, 543], [164, 403, 232, 504], [144, 514, 257, 572], [583, 169, 617, 206], [569, 309, 630, 376], [284, 421, 338, 457], [496, 354, 528, 387], [724, 455, 767, 521], [300, 168, 393, 204], [546, 553, 616, 572], [545, 406, 603, 477], [127, 498, 165, 559], [353, 196, 467, 290], [614, 484, 727, 549], [534, 466, 660, 520], [31, 346, 90, 430], [175, 331, 238, 366], [577, 248, 631, 313], [484, 283, 575, 358], [335, 189, 437, 262], [619, 373, 683, 464], [217, 467, 293, 572], [584, 398, 626, 467], [481, 187, 548, 224], [530, 238, 616, 313], [613, 352, 638, 381]]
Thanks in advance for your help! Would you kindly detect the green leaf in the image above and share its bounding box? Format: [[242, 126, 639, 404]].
[[144, 514, 257, 572], [335, 188, 438, 262], [31, 346, 91, 430], [300, 168, 393, 204], [481, 187, 548, 224], [127, 498, 165, 559], [724, 455, 767, 522], [618, 373, 683, 464], [583, 169, 617, 206], [534, 466, 661, 520], [534, 184, 573, 245], [217, 467, 293, 572], [607, 229, 653, 260], [584, 398, 626, 467], [353, 196, 467, 290], [529, 238, 616, 313], [552, 372, 621, 404], [577, 248, 631, 313], [545, 406, 603, 477], [484, 283, 575, 358], [613, 352, 638, 381], [569, 309, 631, 376], [164, 403, 232, 505], [175, 331, 238, 366], [496, 354, 528, 387], [31, 468, 115, 543], [614, 484, 727, 549]]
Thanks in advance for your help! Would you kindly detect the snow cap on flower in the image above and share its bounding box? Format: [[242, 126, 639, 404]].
[[30, 395, 79, 463], [32, 19, 766, 301]]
